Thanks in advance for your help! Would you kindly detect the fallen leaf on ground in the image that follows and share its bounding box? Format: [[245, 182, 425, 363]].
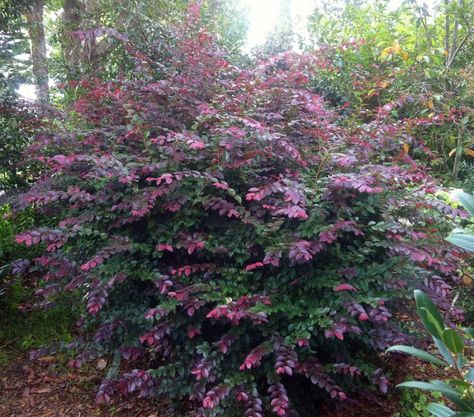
[[32, 387, 53, 394]]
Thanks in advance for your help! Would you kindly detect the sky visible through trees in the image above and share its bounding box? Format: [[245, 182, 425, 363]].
[[15, 0, 429, 100]]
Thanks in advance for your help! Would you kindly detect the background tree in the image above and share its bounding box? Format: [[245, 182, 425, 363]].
[[48, 0, 247, 85], [0, 0, 32, 101], [61, 0, 83, 79], [25, 0, 49, 102]]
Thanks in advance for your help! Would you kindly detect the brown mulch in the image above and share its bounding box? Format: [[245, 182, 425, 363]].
[[0, 348, 450, 417], [324, 354, 455, 417], [0, 351, 162, 417]]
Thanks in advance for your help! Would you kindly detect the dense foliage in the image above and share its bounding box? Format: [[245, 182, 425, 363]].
[[0, 102, 44, 194], [11, 11, 469, 416], [307, 0, 474, 188]]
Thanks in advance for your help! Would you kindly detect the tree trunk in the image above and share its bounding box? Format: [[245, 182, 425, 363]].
[[444, 0, 450, 63], [26, 0, 49, 102], [84, 0, 107, 74], [453, 129, 464, 179], [447, 0, 462, 67], [62, 0, 84, 79]]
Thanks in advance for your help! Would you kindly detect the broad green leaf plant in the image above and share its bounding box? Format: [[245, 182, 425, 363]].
[[387, 290, 474, 417], [446, 191, 474, 252]]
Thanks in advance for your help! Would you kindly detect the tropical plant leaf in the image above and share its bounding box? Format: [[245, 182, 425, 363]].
[[414, 290, 445, 338], [465, 328, 474, 340], [465, 368, 474, 382], [456, 191, 474, 217], [434, 337, 456, 367], [426, 403, 455, 417], [387, 345, 446, 366], [396, 381, 458, 397], [397, 379, 474, 411], [446, 232, 474, 252], [448, 379, 472, 392], [442, 328, 464, 354]]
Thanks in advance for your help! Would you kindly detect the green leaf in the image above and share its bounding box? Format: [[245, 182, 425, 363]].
[[396, 381, 458, 397], [419, 308, 442, 339], [465, 368, 474, 382], [457, 191, 474, 217], [456, 352, 464, 370], [448, 379, 472, 390], [387, 345, 446, 366], [399, 380, 473, 411], [415, 290, 445, 338], [434, 337, 456, 367], [465, 328, 474, 340], [442, 328, 464, 354], [426, 403, 455, 417], [452, 413, 474, 417], [436, 392, 474, 411], [446, 232, 474, 252]]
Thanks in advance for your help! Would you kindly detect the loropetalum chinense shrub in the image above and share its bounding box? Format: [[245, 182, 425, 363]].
[[12, 13, 469, 417]]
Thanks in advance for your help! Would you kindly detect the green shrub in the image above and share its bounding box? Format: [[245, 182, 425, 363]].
[[0, 103, 42, 193], [0, 281, 76, 350], [0, 204, 38, 260], [395, 390, 444, 417]]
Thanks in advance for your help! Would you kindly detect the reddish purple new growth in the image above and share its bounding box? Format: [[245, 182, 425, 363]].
[[11, 259, 31, 274], [207, 295, 270, 325], [346, 301, 369, 321], [15, 228, 68, 251], [274, 343, 298, 376], [203, 384, 229, 409], [214, 334, 236, 354], [319, 220, 363, 244], [240, 343, 272, 371], [288, 240, 316, 264], [297, 360, 347, 400], [170, 263, 216, 278], [68, 349, 97, 369], [117, 369, 156, 398], [80, 238, 130, 271], [139, 323, 171, 355], [324, 317, 362, 341], [334, 283, 357, 292], [204, 197, 240, 218], [144, 307, 169, 320], [241, 390, 264, 417], [86, 280, 108, 316], [367, 304, 392, 323], [333, 363, 361, 377], [371, 369, 390, 394], [120, 347, 143, 361], [96, 379, 115, 404], [191, 358, 212, 381], [269, 383, 290, 416], [93, 321, 125, 343]]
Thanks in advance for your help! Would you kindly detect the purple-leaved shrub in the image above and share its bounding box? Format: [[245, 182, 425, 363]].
[[12, 6, 468, 416]]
